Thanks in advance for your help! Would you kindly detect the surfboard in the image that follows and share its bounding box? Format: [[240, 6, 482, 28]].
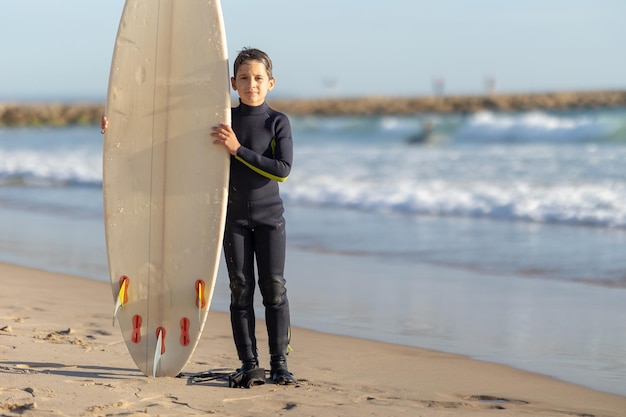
[[102, 0, 230, 377]]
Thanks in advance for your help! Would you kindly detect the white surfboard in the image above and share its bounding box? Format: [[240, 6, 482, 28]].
[[102, 0, 230, 377]]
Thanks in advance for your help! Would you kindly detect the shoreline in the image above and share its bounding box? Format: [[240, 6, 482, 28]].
[[1, 89, 625, 126], [1, 191, 626, 399], [1, 262, 625, 416]]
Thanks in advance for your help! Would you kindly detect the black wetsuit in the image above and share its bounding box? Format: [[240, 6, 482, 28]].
[[223, 100, 293, 363]]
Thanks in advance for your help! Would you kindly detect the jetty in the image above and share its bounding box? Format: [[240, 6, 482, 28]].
[[1, 90, 625, 126]]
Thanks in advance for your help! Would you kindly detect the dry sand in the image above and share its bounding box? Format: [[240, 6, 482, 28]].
[[0, 262, 624, 416]]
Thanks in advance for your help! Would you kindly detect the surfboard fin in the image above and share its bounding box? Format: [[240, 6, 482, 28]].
[[113, 276, 129, 326], [195, 279, 206, 324], [153, 327, 166, 377]]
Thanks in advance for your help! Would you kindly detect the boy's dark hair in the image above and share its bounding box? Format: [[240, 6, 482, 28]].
[[233, 47, 273, 79]]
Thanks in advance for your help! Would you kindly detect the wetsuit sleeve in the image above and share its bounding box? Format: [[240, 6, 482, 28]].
[[235, 114, 293, 182]]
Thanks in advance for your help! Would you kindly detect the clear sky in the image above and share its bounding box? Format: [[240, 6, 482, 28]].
[[1, 0, 624, 101]]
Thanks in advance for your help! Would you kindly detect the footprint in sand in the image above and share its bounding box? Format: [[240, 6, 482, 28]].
[[33, 328, 93, 350], [0, 387, 37, 414]]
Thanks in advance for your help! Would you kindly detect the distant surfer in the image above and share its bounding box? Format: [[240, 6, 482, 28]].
[[407, 120, 434, 144], [211, 48, 297, 386]]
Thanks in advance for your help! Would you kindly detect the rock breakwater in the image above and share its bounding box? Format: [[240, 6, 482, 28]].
[[1, 90, 624, 126], [269, 90, 626, 116]]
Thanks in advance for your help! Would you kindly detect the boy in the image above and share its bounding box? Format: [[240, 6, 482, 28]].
[[212, 48, 296, 385]]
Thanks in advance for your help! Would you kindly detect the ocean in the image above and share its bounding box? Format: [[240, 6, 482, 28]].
[[1, 107, 625, 395]]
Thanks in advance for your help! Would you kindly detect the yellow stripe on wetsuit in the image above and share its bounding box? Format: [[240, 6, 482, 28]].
[[235, 137, 289, 182], [235, 156, 288, 182]]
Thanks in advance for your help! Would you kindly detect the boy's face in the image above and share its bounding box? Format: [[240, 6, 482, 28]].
[[231, 60, 275, 107]]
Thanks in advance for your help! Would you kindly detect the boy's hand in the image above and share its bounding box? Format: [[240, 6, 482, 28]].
[[211, 124, 240, 155]]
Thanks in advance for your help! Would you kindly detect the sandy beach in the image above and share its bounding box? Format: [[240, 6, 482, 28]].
[[0, 263, 624, 416]]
